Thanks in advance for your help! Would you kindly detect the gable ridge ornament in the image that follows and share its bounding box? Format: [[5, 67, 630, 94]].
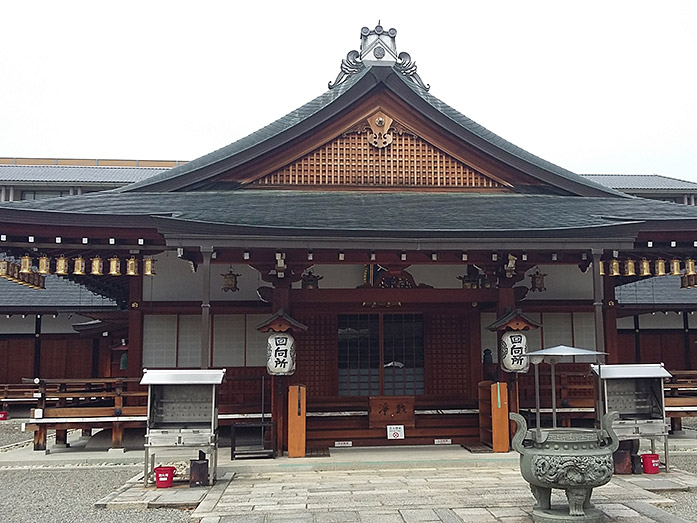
[[329, 24, 430, 92]]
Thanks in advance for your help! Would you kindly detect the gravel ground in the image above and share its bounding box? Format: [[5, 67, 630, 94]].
[[0, 417, 32, 447], [0, 467, 191, 523], [0, 417, 190, 523]]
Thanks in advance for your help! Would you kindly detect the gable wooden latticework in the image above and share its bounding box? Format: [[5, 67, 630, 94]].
[[253, 127, 507, 190]]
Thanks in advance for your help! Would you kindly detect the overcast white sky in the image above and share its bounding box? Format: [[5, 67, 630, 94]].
[[2, 1, 696, 181]]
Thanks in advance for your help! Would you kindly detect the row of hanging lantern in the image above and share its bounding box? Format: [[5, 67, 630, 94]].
[[0, 259, 46, 289], [14, 254, 156, 277], [600, 258, 697, 286]]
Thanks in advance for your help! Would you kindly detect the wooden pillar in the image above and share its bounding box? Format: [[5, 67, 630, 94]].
[[33, 315, 42, 378], [603, 277, 619, 363], [33, 380, 47, 451], [200, 248, 213, 370], [272, 283, 291, 454], [497, 287, 519, 417], [127, 275, 143, 378]]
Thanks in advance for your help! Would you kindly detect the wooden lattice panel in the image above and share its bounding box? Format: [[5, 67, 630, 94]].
[[424, 313, 470, 396], [254, 130, 505, 189], [292, 313, 338, 397]]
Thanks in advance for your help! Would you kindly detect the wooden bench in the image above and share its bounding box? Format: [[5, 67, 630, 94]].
[[21, 377, 148, 450], [664, 370, 697, 432]]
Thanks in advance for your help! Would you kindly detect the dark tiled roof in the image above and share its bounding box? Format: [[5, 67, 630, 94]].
[[397, 78, 623, 198], [581, 174, 697, 191], [119, 68, 372, 192], [0, 165, 168, 184], [616, 276, 697, 306], [120, 65, 621, 197], [5, 190, 697, 235], [0, 274, 117, 309]]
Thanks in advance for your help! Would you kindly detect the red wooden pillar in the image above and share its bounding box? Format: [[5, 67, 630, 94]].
[[497, 287, 519, 416], [603, 277, 619, 363], [127, 275, 143, 378]]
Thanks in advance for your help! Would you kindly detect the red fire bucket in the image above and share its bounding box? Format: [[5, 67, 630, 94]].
[[154, 466, 177, 488], [641, 453, 660, 474], [0, 411, 8, 420]]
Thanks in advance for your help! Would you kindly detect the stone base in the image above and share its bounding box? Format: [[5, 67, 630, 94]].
[[532, 507, 604, 523]]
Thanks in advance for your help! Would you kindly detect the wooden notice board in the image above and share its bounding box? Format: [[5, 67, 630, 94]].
[[368, 396, 415, 428]]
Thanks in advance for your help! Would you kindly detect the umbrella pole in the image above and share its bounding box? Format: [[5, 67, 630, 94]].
[[534, 362, 541, 440], [551, 361, 557, 428]]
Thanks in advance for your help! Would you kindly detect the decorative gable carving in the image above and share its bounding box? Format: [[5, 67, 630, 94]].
[[252, 118, 508, 190]]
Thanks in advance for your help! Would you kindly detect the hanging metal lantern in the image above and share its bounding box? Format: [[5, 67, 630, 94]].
[[55, 255, 69, 275], [687, 259, 697, 276], [126, 256, 139, 276], [20, 255, 32, 274], [90, 256, 103, 276], [108, 257, 121, 276], [623, 259, 636, 276], [655, 259, 667, 276], [0, 260, 9, 279], [529, 268, 547, 292], [640, 258, 651, 277], [670, 259, 682, 276], [143, 257, 155, 276], [38, 256, 51, 275], [73, 256, 86, 275], [598, 260, 605, 276], [301, 269, 323, 289], [221, 266, 241, 292], [609, 259, 621, 276]]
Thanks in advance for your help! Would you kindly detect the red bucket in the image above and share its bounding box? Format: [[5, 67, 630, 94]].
[[154, 466, 177, 488], [0, 411, 8, 420], [641, 453, 660, 474]]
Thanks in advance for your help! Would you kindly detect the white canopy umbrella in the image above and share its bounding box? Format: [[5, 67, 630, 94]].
[[526, 345, 606, 435]]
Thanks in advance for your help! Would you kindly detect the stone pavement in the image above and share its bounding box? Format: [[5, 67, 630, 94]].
[[88, 445, 697, 523], [4, 429, 697, 522]]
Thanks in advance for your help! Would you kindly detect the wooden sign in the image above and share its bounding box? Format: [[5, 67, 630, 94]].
[[369, 396, 415, 428]]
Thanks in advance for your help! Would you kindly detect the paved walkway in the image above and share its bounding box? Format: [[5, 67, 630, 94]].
[[4, 431, 697, 522]]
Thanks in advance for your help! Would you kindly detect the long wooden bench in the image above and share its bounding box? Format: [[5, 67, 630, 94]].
[[20, 377, 148, 450], [664, 370, 697, 432]]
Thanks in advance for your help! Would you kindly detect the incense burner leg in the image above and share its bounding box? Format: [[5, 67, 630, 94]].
[[566, 487, 590, 516], [530, 484, 551, 510]]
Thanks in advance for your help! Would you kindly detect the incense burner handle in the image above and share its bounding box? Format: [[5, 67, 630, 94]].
[[600, 411, 620, 453], [509, 412, 529, 454]]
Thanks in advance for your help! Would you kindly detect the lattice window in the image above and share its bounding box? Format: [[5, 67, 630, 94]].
[[253, 130, 505, 189], [293, 313, 339, 397], [424, 313, 469, 395]]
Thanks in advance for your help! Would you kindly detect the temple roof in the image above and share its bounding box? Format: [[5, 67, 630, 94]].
[[117, 25, 622, 198], [5, 190, 697, 240]]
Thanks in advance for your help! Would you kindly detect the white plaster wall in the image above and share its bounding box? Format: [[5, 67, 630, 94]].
[[521, 265, 593, 300], [0, 313, 92, 334], [408, 265, 466, 288], [291, 264, 366, 289], [142, 251, 264, 302], [639, 312, 684, 329], [617, 316, 635, 329]]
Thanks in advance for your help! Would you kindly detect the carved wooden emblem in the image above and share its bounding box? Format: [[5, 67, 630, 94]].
[[367, 110, 393, 148]]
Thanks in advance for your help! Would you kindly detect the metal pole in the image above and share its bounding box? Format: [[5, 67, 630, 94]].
[[550, 360, 557, 428], [200, 248, 213, 369], [534, 362, 541, 441]]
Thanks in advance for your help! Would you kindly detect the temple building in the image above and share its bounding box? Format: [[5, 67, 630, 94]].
[[3, 25, 697, 451]]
